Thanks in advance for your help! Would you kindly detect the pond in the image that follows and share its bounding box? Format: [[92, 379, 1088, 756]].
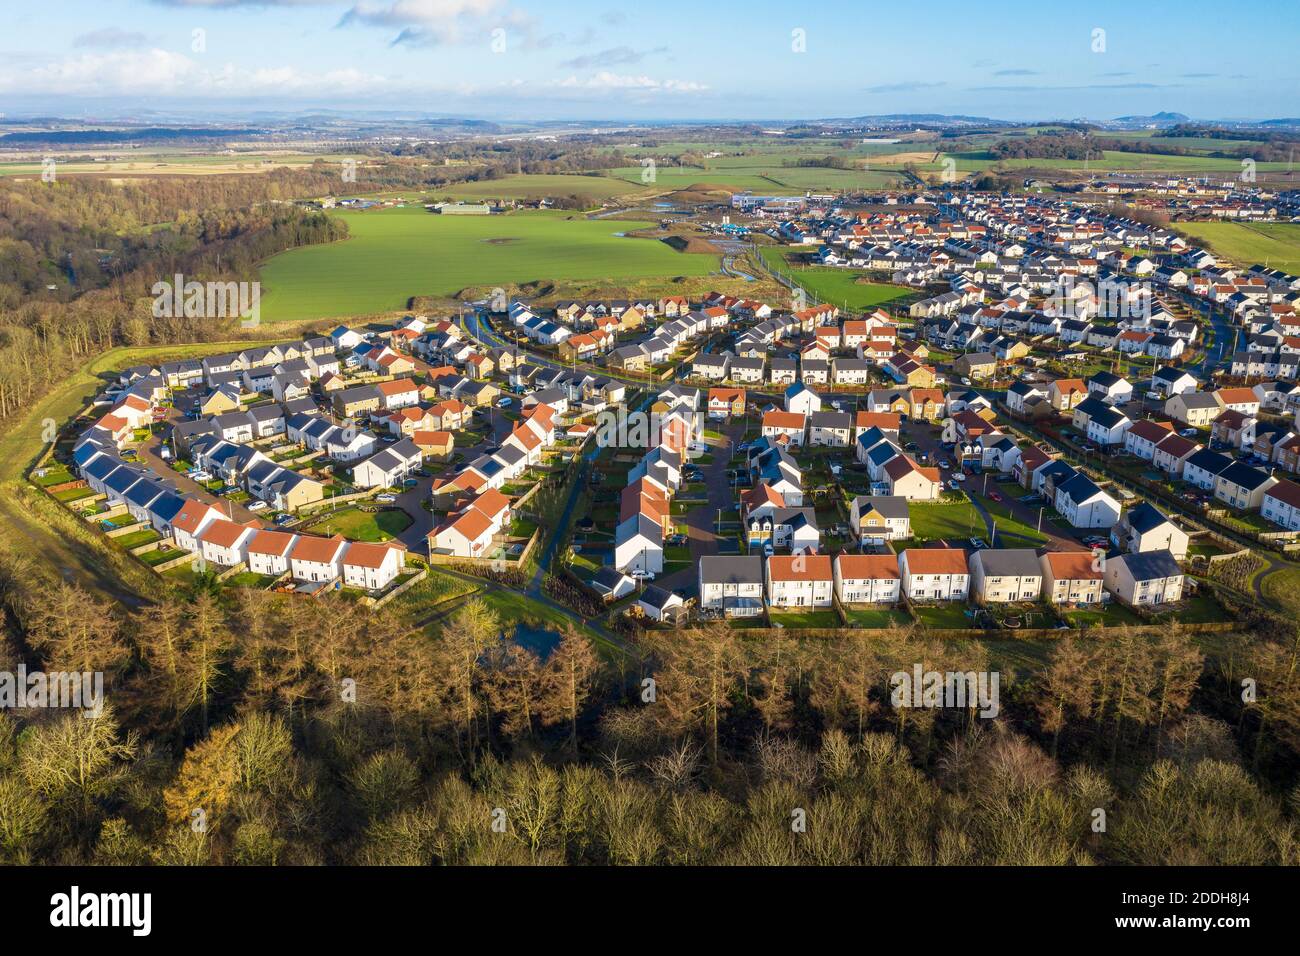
[[509, 623, 561, 658]]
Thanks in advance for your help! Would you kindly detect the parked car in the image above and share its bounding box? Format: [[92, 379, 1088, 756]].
[[988, 490, 1002, 503], [631, 569, 655, 581], [969, 537, 988, 549], [247, 501, 268, 512], [375, 493, 397, 503], [1180, 428, 1199, 438]]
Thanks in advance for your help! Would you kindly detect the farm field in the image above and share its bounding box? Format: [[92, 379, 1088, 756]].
[[0, 151, 341, 178], [1175, 222, 1300, 275], [607, 163, 905, 193], [429, 173, 645, 202], [895, 149, 1296, 176], [258, 206, 719, 323]]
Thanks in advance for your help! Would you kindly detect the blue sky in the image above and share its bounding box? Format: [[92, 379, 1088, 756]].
[[0, 0, 1294, 122]]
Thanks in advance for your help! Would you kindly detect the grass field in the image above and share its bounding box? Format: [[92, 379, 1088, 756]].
[[759, 247, 914, 311], [0, 151, 342, 178], [259, 207, 718, 322], [1260, 566, 1300, 618], [608, 163, 905, 193], [905, 499, 985, 543], [1176, 222, 1300, 275], [303, 506, 412, 542], [907, 149, 1297, 175], [430, 173, 644, 202]]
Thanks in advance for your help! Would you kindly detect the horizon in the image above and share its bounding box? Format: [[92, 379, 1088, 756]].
[[1, 0, 1295, 123]]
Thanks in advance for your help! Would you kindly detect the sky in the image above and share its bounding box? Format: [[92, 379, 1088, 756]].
[[0, 0, 1295, 123]]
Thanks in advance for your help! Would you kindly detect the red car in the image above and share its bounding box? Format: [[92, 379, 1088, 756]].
[[988, 491, 1002, 503]]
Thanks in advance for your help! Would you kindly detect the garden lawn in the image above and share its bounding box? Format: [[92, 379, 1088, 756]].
[[843, 606, 912, 628], [769, 608, 842, 629], [914, 603, 975, 629], [1060, 602, 1143, 628]]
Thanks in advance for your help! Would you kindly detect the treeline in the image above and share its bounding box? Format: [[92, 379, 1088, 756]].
[[0, 543, 1297, 865], [992, 129, 1300, 164], [785, 155, 857, 170]]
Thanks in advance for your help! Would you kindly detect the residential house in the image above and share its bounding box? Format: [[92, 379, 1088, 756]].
[[849, 495, 911, 546], [1112, 502, 1190, 560], [970, 548, 1044, 604], [1040, 550, 1106, 606], [1104, 551, 1185, 606], [698, 556, 765, 618], [341, 541, 405, 591], [765, 554, 835, 608], [290, 534, 348, 584], [899, 547, 970, 601], [834, 553, 902, 605]]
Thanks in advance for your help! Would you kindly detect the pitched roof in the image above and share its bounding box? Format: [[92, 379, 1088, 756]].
[[1042, 549, 1103, 580], [246, 529, 296, 557], [343, 541, 405, 569], [835, 553, 901, 580], [902, 547, 969, 575], [291, 533, 347, 564], [699, 555, 763, 585], [766, 554, 833, 581], [1266, 478, 1300, 508]]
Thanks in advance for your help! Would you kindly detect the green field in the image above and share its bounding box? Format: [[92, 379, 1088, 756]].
[[759, 247, 914, 311], [303, 506, 412, 542], [430, 173, 644, 202], [608, 163, 904, 193], [259, 207, 718, 322], [905, 499, 985, 543], [1176, 222, 1300, 275]]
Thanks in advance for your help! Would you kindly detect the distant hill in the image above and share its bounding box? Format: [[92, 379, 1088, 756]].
[[1111, 112, 1191, 126], [0, 127, 261, 145], [822, 113, 1008, 126]]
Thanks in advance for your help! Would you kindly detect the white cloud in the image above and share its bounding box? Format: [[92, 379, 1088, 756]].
[[339, 0, 517, 45], [0, 49, 393, 97], [553, 72, 707, 94], [0, 49, 706, 102]]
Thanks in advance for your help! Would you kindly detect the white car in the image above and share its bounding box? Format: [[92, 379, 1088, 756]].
[[246, 501, 268, 512], [631, 569, 656, 580], [375, 493, 397, 503]]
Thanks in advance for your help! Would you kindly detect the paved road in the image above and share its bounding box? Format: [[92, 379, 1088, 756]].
[[139, 416, 261, 523], [391, 406, 513, 552], [658, 419, 742, 594]]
